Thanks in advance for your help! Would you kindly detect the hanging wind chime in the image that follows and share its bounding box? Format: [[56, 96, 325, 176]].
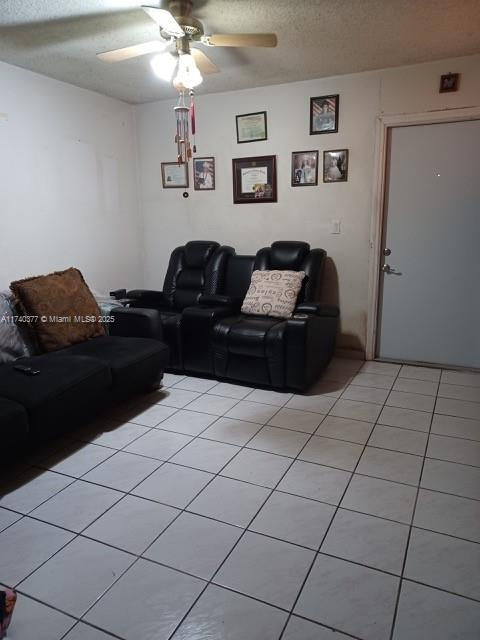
[[174, 88, 197, 164]]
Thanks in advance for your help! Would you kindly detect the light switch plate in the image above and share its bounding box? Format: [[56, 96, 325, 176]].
[[330, 219, 341, 234]]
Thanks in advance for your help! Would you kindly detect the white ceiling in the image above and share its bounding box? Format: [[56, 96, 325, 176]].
[[1, 0, 479, 104]]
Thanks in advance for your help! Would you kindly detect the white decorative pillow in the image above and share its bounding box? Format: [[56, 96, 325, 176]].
[[241, 270, 305, 319]]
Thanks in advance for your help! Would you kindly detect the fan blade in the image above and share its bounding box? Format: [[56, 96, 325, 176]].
[[97, 40, 165, 63], [190, 48, 219, 74], [207, 33, 277, 47], [142, 6, 184, 37]]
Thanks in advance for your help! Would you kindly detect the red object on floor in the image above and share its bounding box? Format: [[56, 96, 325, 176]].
[[0, 588, 16, 639]]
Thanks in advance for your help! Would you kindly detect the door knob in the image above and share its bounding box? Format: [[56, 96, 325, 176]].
[[381, 263, 400, 274]]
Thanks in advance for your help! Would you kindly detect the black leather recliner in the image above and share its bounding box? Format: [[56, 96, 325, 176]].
[[126, 241, 233, 368], [182, 241, 339, 390]]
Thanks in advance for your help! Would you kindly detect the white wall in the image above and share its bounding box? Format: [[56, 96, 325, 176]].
[[0, 62, 143, 295], [135, 53, 480, 353]]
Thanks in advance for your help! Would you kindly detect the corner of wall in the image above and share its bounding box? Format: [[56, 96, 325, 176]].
[[131, 103, 147, 288]]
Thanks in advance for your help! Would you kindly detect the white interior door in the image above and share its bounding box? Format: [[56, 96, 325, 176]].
[[377, 119, 480, 369]]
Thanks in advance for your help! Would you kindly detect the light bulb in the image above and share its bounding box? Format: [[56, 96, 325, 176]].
[[150, 52, 177, 81], [174, 53, 203, 89]]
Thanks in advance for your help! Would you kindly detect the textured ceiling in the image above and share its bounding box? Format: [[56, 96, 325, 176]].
[[1, 0, 480, 104]]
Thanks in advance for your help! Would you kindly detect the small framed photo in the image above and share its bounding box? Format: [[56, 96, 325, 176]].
[[291, 150, 318, 186], [310, 94, 339, 134], [236, 111, 267, 143], [161, 162, 189, 188], [323, 149, 349, 183], [439, 73, 459, 93], [193, 157, 215, 190], [232, 155, 277, 204]]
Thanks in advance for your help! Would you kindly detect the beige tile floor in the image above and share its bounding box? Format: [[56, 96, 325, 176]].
[[1, 358, 480, 639]]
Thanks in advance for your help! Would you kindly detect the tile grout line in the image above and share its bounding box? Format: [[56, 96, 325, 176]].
[[387, 370, 440, 640], [58, 616, 124, 640]]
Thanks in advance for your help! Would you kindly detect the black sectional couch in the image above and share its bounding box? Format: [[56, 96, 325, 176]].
[[1, 239, 338, 449], [0, 307, 169, 449], [124, 240, 339, 391]]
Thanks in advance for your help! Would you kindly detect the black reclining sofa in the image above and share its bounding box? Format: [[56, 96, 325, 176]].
[[125, 240, 339, 391], [0, 306, 169, 450]]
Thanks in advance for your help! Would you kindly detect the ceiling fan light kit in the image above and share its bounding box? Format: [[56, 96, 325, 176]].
[[97, 0, 277, 165], [97, 0, 277, 88], [174, 53, 203, 88], [150, 51, 177, 81]]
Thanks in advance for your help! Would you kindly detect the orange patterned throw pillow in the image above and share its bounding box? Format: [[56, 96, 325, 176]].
[[10, 267, 105, 353], [241, 270, 305, 319]]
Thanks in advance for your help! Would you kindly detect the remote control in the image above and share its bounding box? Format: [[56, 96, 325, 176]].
[[14, 364, 40, 376]]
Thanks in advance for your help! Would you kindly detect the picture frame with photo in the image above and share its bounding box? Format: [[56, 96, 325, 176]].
[[439, 72, 460, 93], [323, 149, 349, 183], [291, 150, 319, 186], [310, 94, 339, 135], [236, 111, 268, 143], [232, 155, 277, 204], [193, 157, 215, 190], [161, 162, 189, 188]]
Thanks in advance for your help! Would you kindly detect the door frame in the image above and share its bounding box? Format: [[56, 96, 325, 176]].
[[366, 106, 480, 361]]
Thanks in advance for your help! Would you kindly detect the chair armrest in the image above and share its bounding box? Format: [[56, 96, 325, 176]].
[[109, 289, 127, 300], [109, 307, 163, 340], [126, 290, 171, 309], [285, 312, 338, 390], [295, 303, 339, 318]]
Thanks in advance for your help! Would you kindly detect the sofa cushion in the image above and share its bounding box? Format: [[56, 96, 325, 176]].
[[10, 267, 105, 353], [213, 315, 287, 387], [0, 396, 29, 446], [52, 336, 169, 392], [241, 270, 305, 319], [223, 316, 285, 358], [0, 355, 111, 437]]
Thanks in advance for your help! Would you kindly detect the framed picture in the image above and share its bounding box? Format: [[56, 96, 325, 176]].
[[323, 149, 349, 183], [291, 150, 319, 186], [236, 111, 267, 143], [439, 73, 459, 93], [310, 94, 339, 134], [193, 157, 215, 191], [232, 155, 277, 204], [161, 162, 189, 188]]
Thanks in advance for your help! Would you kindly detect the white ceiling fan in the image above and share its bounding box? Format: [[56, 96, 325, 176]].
[[97, 0, 277, 89]]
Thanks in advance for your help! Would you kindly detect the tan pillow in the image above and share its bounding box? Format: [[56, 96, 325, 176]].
[[10, 267, 105, 353], [241, 270, 305, 319]]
